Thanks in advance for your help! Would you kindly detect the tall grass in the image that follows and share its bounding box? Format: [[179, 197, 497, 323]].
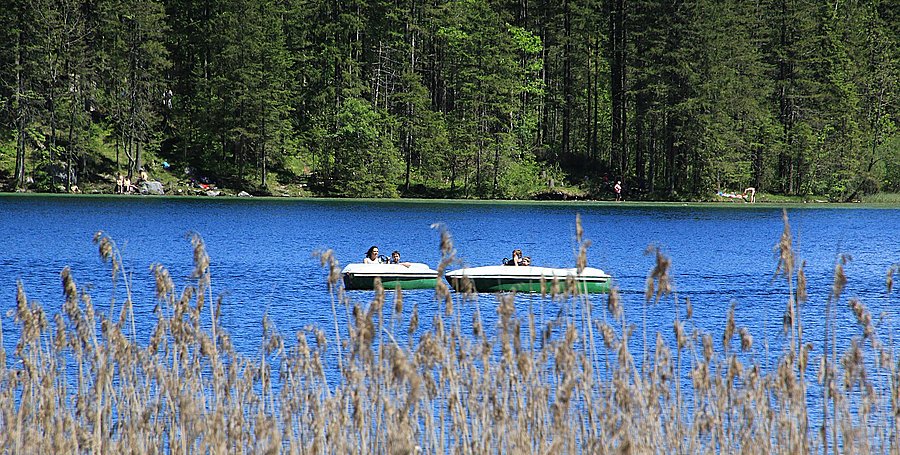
[[1, 211, 897, 453], [860, 193, 900, 204]]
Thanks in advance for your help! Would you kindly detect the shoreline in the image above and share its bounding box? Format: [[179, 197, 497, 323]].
[[2, 191, 899, 208]]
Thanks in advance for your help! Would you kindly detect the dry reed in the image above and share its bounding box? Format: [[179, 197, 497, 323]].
[[0, 214, 896, 454]]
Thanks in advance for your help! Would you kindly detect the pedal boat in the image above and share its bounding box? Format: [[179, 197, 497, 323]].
[[341, 263, 439, 290], [445, 265, 611, 293]]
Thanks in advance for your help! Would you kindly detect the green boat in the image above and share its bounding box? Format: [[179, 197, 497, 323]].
[[445, 265, 611, 293], [341, 263, 439, 290]]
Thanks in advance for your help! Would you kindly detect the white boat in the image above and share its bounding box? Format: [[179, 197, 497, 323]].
[[341, 263, 439, 290], [445, 265, 611, 293]]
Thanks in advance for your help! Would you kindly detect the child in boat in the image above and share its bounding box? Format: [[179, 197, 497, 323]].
[[390, 250, 412, 267]]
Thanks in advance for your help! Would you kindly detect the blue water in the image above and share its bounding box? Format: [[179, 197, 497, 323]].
[[1, 196, 899, 378]]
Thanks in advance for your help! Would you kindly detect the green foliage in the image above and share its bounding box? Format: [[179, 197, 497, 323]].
[[0, 0, 896, 199], [0, 131, 15, 177], [327, 98, 401, 198], [497, 153, 563, 199], [882, 136, 900, 192]]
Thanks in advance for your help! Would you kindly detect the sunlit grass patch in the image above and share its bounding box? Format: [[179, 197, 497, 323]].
[[861, 192, 900, 204]]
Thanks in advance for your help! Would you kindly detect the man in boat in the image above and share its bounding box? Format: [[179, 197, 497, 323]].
[[390, 250, 412, 267]]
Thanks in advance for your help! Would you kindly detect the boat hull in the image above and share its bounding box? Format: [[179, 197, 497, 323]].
[[341, 263, 438, 290], [343, 275, 438, 290], [445, 266, 611, 293]]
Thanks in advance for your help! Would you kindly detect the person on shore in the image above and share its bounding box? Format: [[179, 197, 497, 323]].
[[743, 187, 756, 203], [364, 246, 383, 264], [390, 250, 412, 267], [614, 181, 623, 201]]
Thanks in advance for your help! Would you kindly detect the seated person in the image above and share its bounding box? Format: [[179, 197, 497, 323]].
[[520, 256, 531, 266], [364, 246, 383, 264], [390, 250, 412, 268], [505, 249, 525, 266]]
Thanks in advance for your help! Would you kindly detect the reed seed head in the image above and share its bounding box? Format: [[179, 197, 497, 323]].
[[832, 255, 850, 299], [674, 321, 686, 350], [408, 304, 418, 336], [739, 327, 753, 352], [702, 333, 713, 362], [575, 213, 584, 243], [797, 261, 808, 303], [775, 209, 795, 281], [607, 287, 622, 319], [724, 302, 736, 351], [887, 265, 895, 294]]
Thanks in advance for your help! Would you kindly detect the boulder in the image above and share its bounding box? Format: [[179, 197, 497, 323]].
[[139, 180, 165, 195], [237, 191, 252, 197]]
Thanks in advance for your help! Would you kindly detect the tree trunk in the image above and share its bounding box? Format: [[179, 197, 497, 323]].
[[261, 113, 268, 188], [14, 30, 26, 189], [647, 119, 656, 193], [493, 130, 502, 197], [589, 37, 600, 164], [777, 0, 793, 195], [66, 70, 78, 193], [404, 128, 412, 191], [665, 113, 675, 194], [562, 0, 572, 160], [635, 97, 646, 191], [476, 129, 483, 194], [610, 0, 626, 180]]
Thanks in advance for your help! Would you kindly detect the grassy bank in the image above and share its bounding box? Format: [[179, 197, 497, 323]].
[[1, 214, 897, 452]]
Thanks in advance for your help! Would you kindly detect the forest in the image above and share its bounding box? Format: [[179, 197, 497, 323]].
[[0, 0, 897, 200]]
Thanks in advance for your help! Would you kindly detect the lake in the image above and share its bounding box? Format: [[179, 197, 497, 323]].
[[1, 195, 899, 375]]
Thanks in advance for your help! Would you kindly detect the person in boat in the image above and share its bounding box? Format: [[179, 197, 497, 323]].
[[390, 250, 412, 268], [505, 249, 525, 266], [364, 246, 383, 264]]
